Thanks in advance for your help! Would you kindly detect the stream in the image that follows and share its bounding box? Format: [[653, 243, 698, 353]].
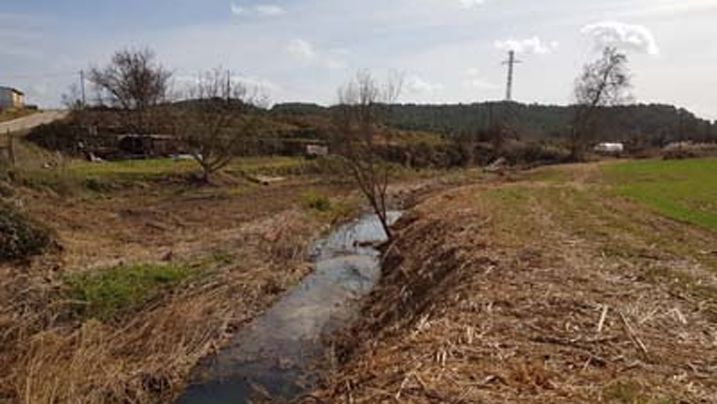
[[178, 211, 402, 403]]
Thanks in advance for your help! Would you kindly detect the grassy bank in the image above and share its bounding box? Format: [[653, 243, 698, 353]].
[[312, 160, 717, 403], [605, 158, 717, 231], [9, 153, 311, 195], [65, 263, 200, 321]]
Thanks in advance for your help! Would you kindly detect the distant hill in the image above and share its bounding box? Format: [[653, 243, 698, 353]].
[[270, 102, 716, 146]]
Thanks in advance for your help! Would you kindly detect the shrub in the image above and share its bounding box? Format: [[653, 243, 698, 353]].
[[83, 177, 115, 192], [12, 168, 81, 196], [663, 148, 698, 160], [26, 121, 84, 155], [0, 203, 53, 262], [663, 143, 717, 160], [0, 180, 15, 198], [65, 263, 196, 321], [302, 190, 332, 212], [501, 141, 571, 166]]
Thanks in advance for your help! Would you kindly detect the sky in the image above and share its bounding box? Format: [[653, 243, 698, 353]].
[[1, 0, 716, 120]]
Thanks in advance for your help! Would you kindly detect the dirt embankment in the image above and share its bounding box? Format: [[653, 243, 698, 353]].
[[310, 172, 717, 403]]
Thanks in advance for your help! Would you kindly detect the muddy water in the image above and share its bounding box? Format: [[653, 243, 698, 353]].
[[178, 212, 402, 403]]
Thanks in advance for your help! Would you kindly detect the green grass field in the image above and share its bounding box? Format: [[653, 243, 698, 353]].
[[66, 156, 306, 180], [10, 154, 309, 195], [65, 263, 198, 321], [605, 158, 717, 231]]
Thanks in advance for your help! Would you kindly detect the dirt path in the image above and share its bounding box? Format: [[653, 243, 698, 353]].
[[310, 164, 717, 403], [0, 110, 67, 134]]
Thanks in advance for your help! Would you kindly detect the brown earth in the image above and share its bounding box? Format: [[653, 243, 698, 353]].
[[309, 163, 717, 403]]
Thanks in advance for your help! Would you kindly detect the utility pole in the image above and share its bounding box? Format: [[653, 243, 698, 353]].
[[80, 70, 87, 108], [226, 70, 231, 103], [502, 50, 522, 102]]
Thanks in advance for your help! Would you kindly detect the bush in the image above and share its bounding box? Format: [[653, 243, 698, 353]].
[[0, 203, 53, 262], [501, 141, 571, 166], [663, 148, 698, 160], [302, 190, 332, 212], [65, 263, 196, 321], [83, 177, 115, 192], [663, 143, 717, 160], [26, 121, 85, 155], [0, 181, 15, 198]]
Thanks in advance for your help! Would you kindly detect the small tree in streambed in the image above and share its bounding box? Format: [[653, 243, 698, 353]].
[[89, 48, 171, 134], [332, 71, 402, 240], [570, 47, 632, 160], [172, 69, 265, 183]]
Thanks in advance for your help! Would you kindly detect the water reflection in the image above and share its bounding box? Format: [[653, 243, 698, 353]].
[[178, 211, 401, 404]]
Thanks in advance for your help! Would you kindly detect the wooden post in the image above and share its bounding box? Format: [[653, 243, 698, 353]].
[[7, 129, 15, 167]]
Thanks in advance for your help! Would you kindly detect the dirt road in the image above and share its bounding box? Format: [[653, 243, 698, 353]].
[[0, 110, 67, 134]]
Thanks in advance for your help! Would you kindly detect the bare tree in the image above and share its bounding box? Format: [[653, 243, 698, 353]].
[[333, 71, 402, 240], [570, 47, 632, 160], [171, 69, 263, 183], [61, 83, 84, 111], [89, 48, 171, 134]]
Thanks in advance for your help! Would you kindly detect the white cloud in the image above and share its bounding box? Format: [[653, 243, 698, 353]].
[[286, 38, 316, 60], [581, 21, 660, 55], [254, 5, 286, 16], [494, 36, 559, 55], [405, 75, 444, 93], [230, 3, 246, 16], [323, 57, 347, 70], [464, 68, 498, 89], [458, 0, 486, 9], [624, 0, 717, 17], [235, 74, 282, 96], [286, 38, 347, 70], [230, 3, 285, 17]]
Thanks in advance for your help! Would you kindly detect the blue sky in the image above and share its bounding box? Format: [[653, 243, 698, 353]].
[[1, 0, 716, 119]]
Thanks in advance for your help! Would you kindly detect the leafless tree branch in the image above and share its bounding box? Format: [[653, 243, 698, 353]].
[[332, 71, 403, 240], [570, 47, 632, 160]]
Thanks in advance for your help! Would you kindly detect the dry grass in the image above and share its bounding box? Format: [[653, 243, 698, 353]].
[[1, 209, 321, 403], [0, 167, 359, 402], [309, 163, 717, 403]]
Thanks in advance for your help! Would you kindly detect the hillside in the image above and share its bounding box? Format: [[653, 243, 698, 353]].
[[272, 102, 716, 146]]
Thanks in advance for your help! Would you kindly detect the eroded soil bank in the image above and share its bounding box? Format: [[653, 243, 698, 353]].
[[309, 164, 717, 403]]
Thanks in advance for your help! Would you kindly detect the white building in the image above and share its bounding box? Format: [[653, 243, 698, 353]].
[[0, 87, 25, 110], [594, 142, 624, 154]]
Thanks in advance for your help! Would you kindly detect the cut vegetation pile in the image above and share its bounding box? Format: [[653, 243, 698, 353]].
[[311, 160, 717, 403]]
